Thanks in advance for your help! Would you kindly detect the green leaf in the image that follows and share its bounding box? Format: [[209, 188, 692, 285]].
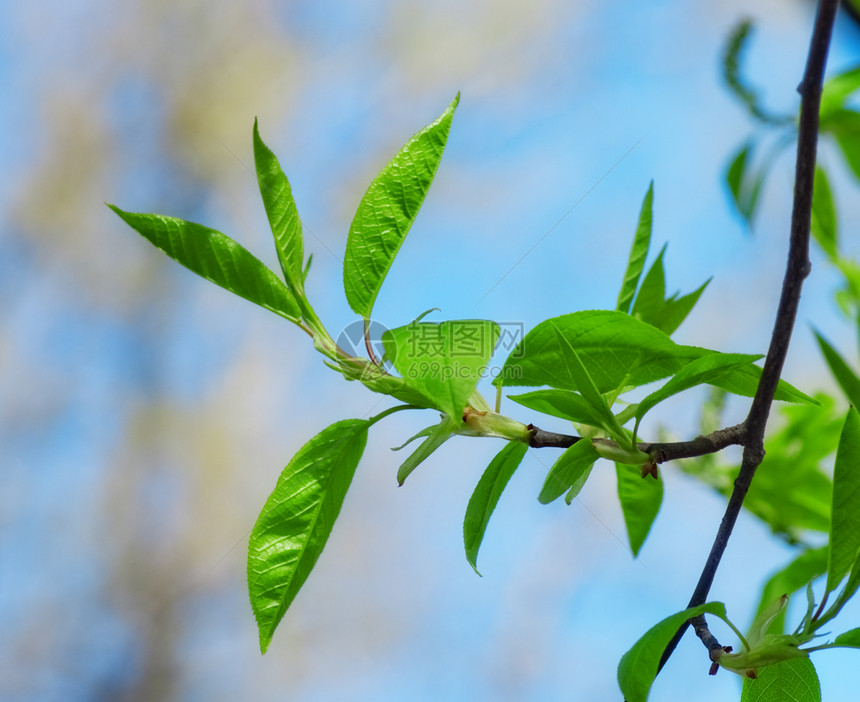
[[538, 439, 600, 504], [383, 319, 499, 422], [507, 389, 614, 429], [616, 463, 663, 557], [820, 66, 860, 120], [727, 142, 752, 214], [832, 627, 860, 648], [631, 246, 711, 336], [754, 547, 828, 635], [655, 281, 711, 337], [618, 601, 728, 702], [827, 408, 860, 592], [253, 119, 305, 293], [721, 19, 792, 126], [726, 141, 768, 227], [496, 310, 695, 394], [704, 359, 818, 405], [395, 415, 459, 485], [634, 352, 762, 435], [740, 658, 821, 702], [343, 94, 459, 318], [109, 206, 302, 322], [547, 322, 625, 441], [813, 330, 860, 408], [616, 181, 653, 314], [820, 109, 860, 182], [463, 441, 528, 574], [247, 419, 369, 653], [811, 166, 837, 259], [630, 245, 667, 325], [817, 547, 860, 628]]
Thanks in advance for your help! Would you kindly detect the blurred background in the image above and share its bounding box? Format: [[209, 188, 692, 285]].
[[3, 1, 860, 700]]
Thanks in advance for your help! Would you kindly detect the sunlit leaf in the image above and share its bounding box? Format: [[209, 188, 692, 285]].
[[248, 419, 369, 653], [343, 94, 459, 318], [826, 408, 860, 592], [253, 119, 305, 292], [618, 602, 728, 702], [496, 310, 695, 394], [109, 206, 301, 321], [831, 627, 860, 648], [634, 352, 762, 434], [740, 658, 821, 702], [395, 415, 458, 485], [507, 388, 612, 429], [631, 246, 711, 336], [631, 245, 667, 325], [383, 319, 499, 422], [547, 323, 624, 441], [616, 463, 663, 557], [616, 181, 653, 314], [464, 441, 528, 573], [538, 439, 599, 504]]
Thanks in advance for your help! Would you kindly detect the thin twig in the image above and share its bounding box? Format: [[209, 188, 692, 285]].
[[656, 0, 838, 674], [526, 422, 746, 459]]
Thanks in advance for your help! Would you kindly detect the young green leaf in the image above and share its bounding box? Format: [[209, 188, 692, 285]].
[[813, 330, 860, 408], [616, 463, 663, 557], [634, 352, 762, 437], [651, 280, 711, 337], [109, 206, 302, 322], [247, 419, 369, 653], [253, 119, 305, 293], [507, 388, 613, 428], [704, 359, 818, 405], [616, 181, 653, 314], [754, 547, 828, 636], [396, 415, 459, 485], [826, 408, 860, 593], [538, 439, 600, 504], [343, 94, 459, 318], [740, 658, 821, 702], [811, 165, 837, 259], [547, 322, 626, 442], [631, 245, 711, 336], [496, 310, 694, 394], [383, 319, 499, 422], [618, 601, 729, 702], [630, 244, 667, 324], [463, 441, 528, 574], [816, 547, 860, 629], [831, 627, 860, 648]]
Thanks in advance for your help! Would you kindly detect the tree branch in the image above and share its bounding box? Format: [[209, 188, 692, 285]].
[[657, 0, 838, 674], [526, 422, 746, 459]]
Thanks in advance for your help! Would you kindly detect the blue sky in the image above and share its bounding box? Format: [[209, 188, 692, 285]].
[[3, 1, 860, 700]]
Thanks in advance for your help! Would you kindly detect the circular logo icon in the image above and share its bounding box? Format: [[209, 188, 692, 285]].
[[336, 319, 392, 369]]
